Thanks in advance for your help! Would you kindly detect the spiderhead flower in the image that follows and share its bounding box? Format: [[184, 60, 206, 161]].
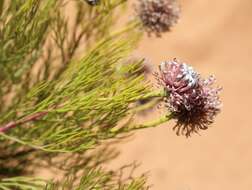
[[156, 59, 222, 137], [136, 0, 180, 36]]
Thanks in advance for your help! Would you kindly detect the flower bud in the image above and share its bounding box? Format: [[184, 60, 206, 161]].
[[136, 0, 180, 36]]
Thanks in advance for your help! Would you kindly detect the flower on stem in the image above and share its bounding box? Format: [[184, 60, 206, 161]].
[[135, 0, 180, 37], [156, 59, 222, 137]]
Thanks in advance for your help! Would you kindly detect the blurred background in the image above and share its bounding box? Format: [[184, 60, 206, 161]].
[[109, 0, 252, 189]]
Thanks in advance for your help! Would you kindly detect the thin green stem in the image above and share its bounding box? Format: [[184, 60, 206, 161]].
[[133, 114, 172, 131], [109, 20, 141, 38], [130, 98, 161, 114], [140, 90, 166, 100], [98, 90, 165, 102], [112, 114, 172, 134]]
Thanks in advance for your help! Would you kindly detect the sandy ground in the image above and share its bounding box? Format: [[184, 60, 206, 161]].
[[109, 0, 252, 189]]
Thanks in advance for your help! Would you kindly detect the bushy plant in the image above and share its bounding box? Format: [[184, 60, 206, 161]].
[[0, 0, 222, 189]]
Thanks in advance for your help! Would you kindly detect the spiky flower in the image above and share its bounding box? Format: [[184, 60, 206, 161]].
[[136, 0, 180, 36], [156, 59, 222, 137]]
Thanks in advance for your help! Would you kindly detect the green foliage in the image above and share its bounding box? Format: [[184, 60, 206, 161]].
[[0, 168, 148, 190], [0, 0, 130, 112], [0, 177, 45, 190], [0, 0, 58, 113], [0, 0, 55, 83], [0, 30, 152, 152], [45, 168, 148, 190], [0, 0, 164, 189]]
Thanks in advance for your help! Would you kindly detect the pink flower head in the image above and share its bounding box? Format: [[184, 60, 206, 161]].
[[136, 0, 180, 36], [156, 59, 222, 137]]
